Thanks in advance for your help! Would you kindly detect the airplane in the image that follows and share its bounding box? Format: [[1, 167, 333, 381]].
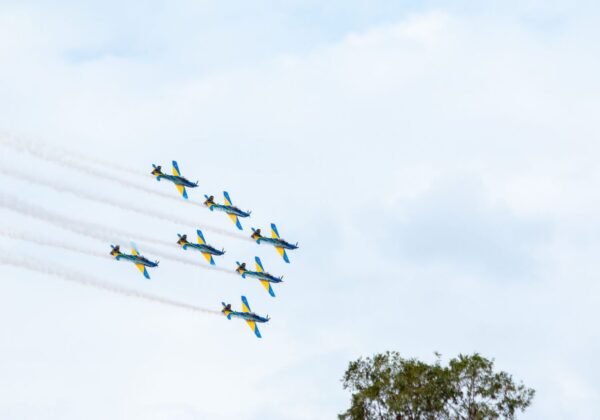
[[151, 160, 198, 199], [110, 243, 158, 279], [177, 229, 225, 265], [250, 223, 298, 263], [235, 257, 283, 297], [221, 296, 269, 338], [203, 191, 251, 230]]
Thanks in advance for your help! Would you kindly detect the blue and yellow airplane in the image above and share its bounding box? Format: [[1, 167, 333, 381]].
[[203, 191, 251, 230], [235, 257, 283, 297], [221, 296, 269, 338], [110, 243, 158, 279], [177, 229, 225, 265], [250, 223, 298, 263], [151, 160, 198, 199]]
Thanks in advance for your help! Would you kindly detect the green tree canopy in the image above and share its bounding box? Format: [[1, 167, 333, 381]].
[[339, 352, 534, 420]]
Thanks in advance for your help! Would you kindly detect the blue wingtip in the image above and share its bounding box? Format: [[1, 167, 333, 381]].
[[236, 219, 243, 230], [255, 327, 262, 338], [283, 251, 290, 264], [269, 286, 275, 297]]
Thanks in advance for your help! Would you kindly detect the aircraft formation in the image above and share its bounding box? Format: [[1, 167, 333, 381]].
[[109, 160, 298, 338]]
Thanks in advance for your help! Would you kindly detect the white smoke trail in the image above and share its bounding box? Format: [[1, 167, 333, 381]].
[[0, 133, 147, 179], [0, 134, 177, 201], [0, 252, 222, 316], [0, 192, 171, 247], [0, 193, 236, 276], [0, 166, 248, 241], [0, 228, 109, 259]]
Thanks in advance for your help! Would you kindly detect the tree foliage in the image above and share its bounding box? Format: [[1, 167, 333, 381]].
[[339, 352, 534, 420]]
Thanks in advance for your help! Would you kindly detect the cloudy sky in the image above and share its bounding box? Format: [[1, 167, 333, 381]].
[[1, 1, 599, 418]]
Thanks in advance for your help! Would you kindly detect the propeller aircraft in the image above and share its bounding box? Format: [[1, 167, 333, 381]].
[[221, 296, 269, 338], [235, 257, 283, 297], [110, 243, 158, 279], [151, 160, 198, 199], [203, 191, 251, 230], [177, 229, 225, 265], [250, 223, 298, 263]]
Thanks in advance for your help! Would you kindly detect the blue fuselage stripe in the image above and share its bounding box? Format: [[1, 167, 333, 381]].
[[243, 270, 282, 283], [157, 174, 197, 188], [182, 243, 224, 256], [211, 204, 250, 217]]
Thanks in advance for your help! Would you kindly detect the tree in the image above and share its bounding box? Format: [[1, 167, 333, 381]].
[[339, 352, 535, 420]]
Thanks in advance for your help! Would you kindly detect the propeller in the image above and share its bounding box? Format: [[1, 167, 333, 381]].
[[203, 195, 215, 206], [235, 262, 246, 273], [110, 245, 121, 256]]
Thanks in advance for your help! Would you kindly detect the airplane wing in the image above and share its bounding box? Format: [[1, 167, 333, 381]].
[[255, 256, 264, 273], [131, 242, 140, 256], [175, 184, 188, 199], [172, 160, 182, 176], [241, 297, 262, 337], [223, 191, 233, 206], [201, 252, 215, 265], [245, 320, 262, 338], [228, 214, 242, 230], [135, 263, 150, 279], [260, 280, 275, 297], [172, 161, 188, 199], [271, 223, 280, 239], [196, 229, 206, 245], [241, 296, 251, 313], [275, 246, 290, 263]]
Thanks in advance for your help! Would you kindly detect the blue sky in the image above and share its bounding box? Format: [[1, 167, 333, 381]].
[[1, 1, 600, 419]]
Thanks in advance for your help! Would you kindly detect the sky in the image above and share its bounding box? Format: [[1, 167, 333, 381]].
[[1, 0, 600, 418]]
